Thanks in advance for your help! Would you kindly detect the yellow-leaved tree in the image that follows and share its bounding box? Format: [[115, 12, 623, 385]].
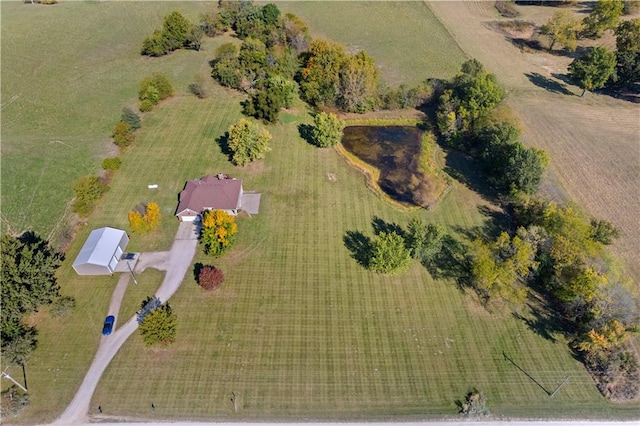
[[200, 209, 238, 256], [128, 202, 161, 233]]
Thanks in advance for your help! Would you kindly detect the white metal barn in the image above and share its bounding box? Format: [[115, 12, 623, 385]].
[[72, 227, 129, 275]]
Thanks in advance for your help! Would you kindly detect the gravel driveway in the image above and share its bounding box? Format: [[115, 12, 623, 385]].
[[53, 221, 198, 425]]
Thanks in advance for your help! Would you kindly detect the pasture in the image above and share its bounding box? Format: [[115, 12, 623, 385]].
[[2, 1, 639, 423]]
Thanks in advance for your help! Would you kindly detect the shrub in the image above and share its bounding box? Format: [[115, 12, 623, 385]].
[[242, 90, 283, 123], [188, 82, 207, 99], [101, 157, 122, 171], [138, 301, 177, 346], [112, 121, 134, 148], [459, 389, 489, 417], [139, 73, 174, 106], [121, 107, 141, 130], [139, 100, 154, 112], [197, 265, 224, 290], [72, 176, 109, 217]]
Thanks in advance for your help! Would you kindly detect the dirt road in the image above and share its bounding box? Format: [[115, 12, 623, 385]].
[[427, 1, 640, 279], [52, 222, 198, 425]]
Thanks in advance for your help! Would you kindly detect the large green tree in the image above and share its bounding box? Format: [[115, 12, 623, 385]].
[[568, 47, 617, 96], [311, 112, 345, 148], [612, 18, 640, 86], [338, 51, 380, 113], [299, 39, 347, 107], [405, 218, 445, 265], [369, 231, 412, 274], [1, 233, 63, 365], [226, 118, 272, 166], [540, 10, 583, 52], [138, 300, 177, 346], [582, 0, 624, 38]]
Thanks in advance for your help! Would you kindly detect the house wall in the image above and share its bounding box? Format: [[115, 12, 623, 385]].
[[72, 262, 113, 276]]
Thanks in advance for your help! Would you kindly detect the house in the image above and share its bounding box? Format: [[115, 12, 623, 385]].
[[72, 227, 129, 275], [175, 174, 243, 222]]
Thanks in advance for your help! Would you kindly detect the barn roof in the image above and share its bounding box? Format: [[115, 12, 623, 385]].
[[72, 227, 128, 268]]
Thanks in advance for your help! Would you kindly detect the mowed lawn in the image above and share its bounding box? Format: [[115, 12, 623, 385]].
[[87, 94, 618, 420], [2, 1, 637, 423]]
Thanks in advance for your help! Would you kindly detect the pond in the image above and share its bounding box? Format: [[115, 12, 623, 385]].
[[341, 126, 446, 208]]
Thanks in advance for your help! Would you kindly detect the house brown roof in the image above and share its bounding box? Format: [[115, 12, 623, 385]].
[[176, 175, 242, 216]]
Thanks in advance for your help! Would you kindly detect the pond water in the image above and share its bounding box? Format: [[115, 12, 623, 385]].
[[341, 126, 445, 208]]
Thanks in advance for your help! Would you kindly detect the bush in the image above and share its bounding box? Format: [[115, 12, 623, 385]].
[[101, 157, 122, 171], [121, 107, 141, 130], [139, 100, 154, 112], [242, 90, 283, 123], [139, 73, 174, 105], [197, 265, 224, 290], [188, 82, 207, 99], [72, 176, 109, 217], [112, 121, 134, 148], [138, 301, 177, 346]]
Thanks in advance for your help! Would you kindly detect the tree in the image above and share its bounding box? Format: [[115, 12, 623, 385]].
[[1, 232, 63, 367], [368, 231, 412, 274], [311, 112, 345, 148], [141, 30, 169, 57], [162, 11, 192, 51], [568, 47, 617, 96], [590, 219, 620, 245], [242, 90, 283, 123], [199, 209, 238, 256], [405, 217, 445, 265], [262, 3, 281, 26], [226, 118, 272, 166], [338, 50, 380, 112], [188, 25, 205, 51], [72, 176, 109, 217], [298, 38, 347, 106], [540, 10, 583, 52], [139, 73, 174, 108], [128, 202, 161, 234], [197, 265, 225, 290], [582, 0, 624, 38], [612, 19, 640, 86], [469, 230, 538, 306], [138, 301, 177, 346], [264, 75, 298, 108]]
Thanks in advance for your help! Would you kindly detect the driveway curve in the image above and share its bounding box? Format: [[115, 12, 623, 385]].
[[53, 222, 198, 425]]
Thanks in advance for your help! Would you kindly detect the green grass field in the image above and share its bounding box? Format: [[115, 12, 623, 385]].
[[2, 1, 638, 423], [276, 1, 467, 86]]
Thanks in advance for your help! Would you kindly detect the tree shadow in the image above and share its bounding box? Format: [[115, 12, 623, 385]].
[[424, 234, 471, 289], [343, 230, 372, 269], [442, 149, 497, 203], [297, 123, 315, 146], [371, 216, 404, 237], [512, 290, 575, 344], [216, 132, 233, 162], [193, 262, 204, 283], [525, 72, 573, 95]]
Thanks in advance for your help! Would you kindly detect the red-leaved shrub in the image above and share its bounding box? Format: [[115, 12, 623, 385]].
[[198, 265, 224, 290]]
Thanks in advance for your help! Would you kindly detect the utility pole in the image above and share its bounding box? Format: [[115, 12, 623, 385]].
[[231, 391, 238, 412], [550, 375, 570, 398], [1, 369, 28, 393]]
